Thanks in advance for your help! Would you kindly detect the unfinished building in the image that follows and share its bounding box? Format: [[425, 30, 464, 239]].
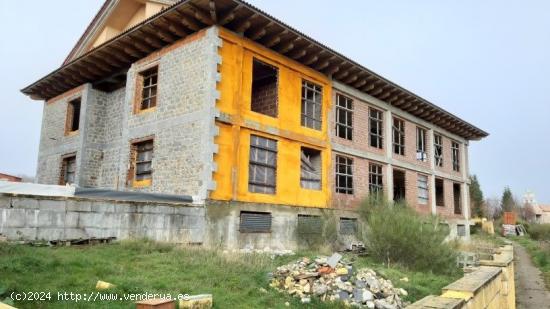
[[18, 0, 488, 247]]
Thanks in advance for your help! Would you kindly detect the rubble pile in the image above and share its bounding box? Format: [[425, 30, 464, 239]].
[[269, 254, 408, 308]]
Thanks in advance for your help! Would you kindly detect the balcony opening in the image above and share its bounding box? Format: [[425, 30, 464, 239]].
[[393, 169, 406, 202], [251, 59, 278, 117], [453, 183, 462, 215]]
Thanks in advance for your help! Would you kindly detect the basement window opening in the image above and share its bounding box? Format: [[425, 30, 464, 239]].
[[417, 174, 429, 205], [300, 147, 322, 190], [452, 141, 460, 172], [297, 214, 323, 235], [392, 117, 405, 155], [369, 107, 384, 149], [416, 127, 427, 161], [251, 59, 279, 117], [435, 178, 445, 207], [339, 217, 358, 236], [434, 134, 443, 167], [457, 224, 466, 237], [301, 80, 323, 130], [335, 94, 353, 140], [140, 66, 158, 111], [60, 155, 76, 185], [369, 163, 384, 195], [240, 211, 272, 233], [66, 98, 81, 134], [335, 155, 353, 194], [248, 135, 278, 194]]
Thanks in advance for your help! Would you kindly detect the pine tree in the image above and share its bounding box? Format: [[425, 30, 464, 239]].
[[501, 187, 515, 212], [469, 175, 485, 218]]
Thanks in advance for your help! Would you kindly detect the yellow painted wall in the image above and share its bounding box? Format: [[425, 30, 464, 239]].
[[211, 28, 332, 208]]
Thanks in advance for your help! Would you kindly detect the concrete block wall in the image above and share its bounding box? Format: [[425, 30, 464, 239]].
[[0, 194, 205, 244]]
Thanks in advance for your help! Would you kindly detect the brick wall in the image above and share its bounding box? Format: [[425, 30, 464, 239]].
[[251, 78, 278, 117]]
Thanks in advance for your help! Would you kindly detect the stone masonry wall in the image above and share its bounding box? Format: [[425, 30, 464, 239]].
[[35, 27, 222, 203]]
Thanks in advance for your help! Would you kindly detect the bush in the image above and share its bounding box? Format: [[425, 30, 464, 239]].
[[527, 224, 550, 241], [359, 195, 458, 274]]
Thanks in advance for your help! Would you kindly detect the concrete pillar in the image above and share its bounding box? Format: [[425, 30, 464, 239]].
[[430, 175, 437, 215], [385, 109, 393, 202]]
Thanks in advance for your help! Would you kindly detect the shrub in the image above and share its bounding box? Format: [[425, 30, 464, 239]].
[[528, 224, 550, 241], [359, 195, 458, 274]]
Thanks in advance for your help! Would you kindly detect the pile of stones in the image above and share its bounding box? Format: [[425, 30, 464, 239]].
[[269, 253, 408, 308]]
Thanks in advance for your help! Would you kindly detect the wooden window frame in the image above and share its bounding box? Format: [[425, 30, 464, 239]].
[[368, 163, 383, 194], [451, 141, 460, 172], [59, 153, 77, 185], [301, 80, 323, 130], [416, 127, 427, 162], [128, 137, 154, 188], [392, 117, 405, 156], [335, 155, 353, 194], [248, 135, 278, 194], [135, 66, 158, 113], [417, 174, 429, 205], [434, 134, 443, 167], [335, 94, 353, 140], [369, 107, 384, 149]]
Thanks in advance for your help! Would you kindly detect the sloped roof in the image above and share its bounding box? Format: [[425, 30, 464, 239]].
[[21, 0, 488, 140]]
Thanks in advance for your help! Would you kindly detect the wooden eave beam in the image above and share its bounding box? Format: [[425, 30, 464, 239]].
[[334, 68, 350, 80], [208, 0, 218, 23], [189, 3, 214, 25], [303, 53, 319, 66], [175, 10, 201, 31], [218, 4, 242, 25], [276, 38, 296, 54]]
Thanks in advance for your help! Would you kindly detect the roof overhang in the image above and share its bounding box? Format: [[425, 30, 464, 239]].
[[21, 0, 488, 140]]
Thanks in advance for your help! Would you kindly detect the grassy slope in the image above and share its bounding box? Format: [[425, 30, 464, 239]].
[[512, 236, 550, 289], [0, 241, 457, 308]]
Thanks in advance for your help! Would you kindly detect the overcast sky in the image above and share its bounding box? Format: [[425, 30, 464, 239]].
[[1, 0, 549, 203]]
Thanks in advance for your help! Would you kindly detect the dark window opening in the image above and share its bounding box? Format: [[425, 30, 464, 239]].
[[436, 178, 445, 206], [452, 141, 460, 172], [134, 140, 154, 181], [416, 127, 427, 161], [140, 67, 158, 110], [369, 108, 384, 149], [434, 134, 443, 167], [67, 98, 81, 133], [393, 169, 406, 202], [301, 80, 323, 130], [335, 94, 353, 140], [340, 217, 358, 236], [335, 155, 353, 194], [369, 163, 384, 195], [240, 211, 272, 233], [392, 117, 405, 155], [251, 59, 278, 117], [453, 183, 462, 215], [60, 155, 76, 185], [248, 135, 277, 194], [300, 147, 322, 190]]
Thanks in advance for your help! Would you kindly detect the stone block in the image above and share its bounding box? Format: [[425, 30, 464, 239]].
[[4, 209, 27, 227], [39, 199, 67, 212], [91, 201, 115, 213], [12, 197, 39, 209], [24, 209, 39, 226], [113, 203, 136, 213], [4, 227, 37, 240], [37, 212, 66, 228], [0, 195, 11, 208], [37, 228, 64, 241], [64, 212, 80, 228], [64, 228, 89, 240], [67, 200, 92, 212]]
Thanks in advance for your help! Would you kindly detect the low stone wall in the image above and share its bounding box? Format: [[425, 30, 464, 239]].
[[410, 245, 515, 309], [0, 193, 205, 244]]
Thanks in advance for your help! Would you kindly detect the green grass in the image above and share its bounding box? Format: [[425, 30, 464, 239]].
[[0, 241, 458, 308], [512, 236, 550, 289]]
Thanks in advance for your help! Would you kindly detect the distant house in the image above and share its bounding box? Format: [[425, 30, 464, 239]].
[[534, 205, 550, 224], [0, 173, 22, 182]]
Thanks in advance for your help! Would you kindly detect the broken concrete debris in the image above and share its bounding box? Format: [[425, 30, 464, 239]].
[[270, 256, 408, 308], [96, 280, 116, 290]]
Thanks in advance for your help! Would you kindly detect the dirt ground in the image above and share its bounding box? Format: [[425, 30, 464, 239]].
[[514, 244, 550, 308]]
